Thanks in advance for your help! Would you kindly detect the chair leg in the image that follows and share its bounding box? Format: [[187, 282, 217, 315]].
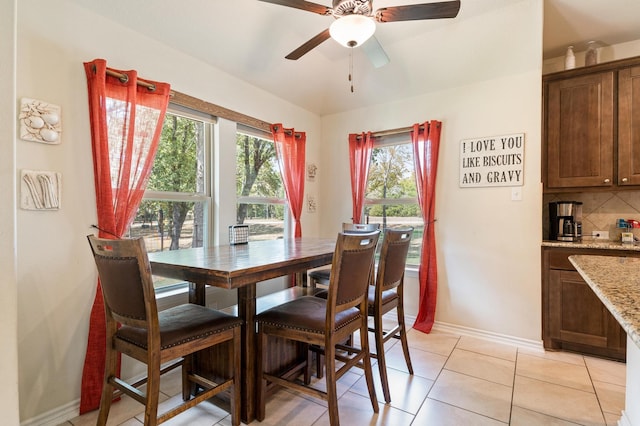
[[97, 343, 118, 426], [374, 311, 391, 403], [256, 326, 267, 422], [324, 343, 340, 426], [231, 328, 241, 426], [397, 302, 414, 375], [360, 319, 380, 414], [144, 359, 161, 426]]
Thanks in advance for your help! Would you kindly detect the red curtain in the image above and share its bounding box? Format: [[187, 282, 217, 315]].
[[80, 59, 171, 413], [411, 120, 442, 333], [271, 123, 306, 238], [348, 132, 373, 224]]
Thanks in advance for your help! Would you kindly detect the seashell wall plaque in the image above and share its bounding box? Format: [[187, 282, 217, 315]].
[[19, 98, 62, 144], [20, 170, 62, 210]]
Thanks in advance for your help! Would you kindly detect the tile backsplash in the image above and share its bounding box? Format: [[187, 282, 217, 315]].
[[543, 191, 640, 241]]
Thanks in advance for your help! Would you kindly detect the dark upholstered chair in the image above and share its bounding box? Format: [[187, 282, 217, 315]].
[[367, 227, 414, 402], [87, 235, 243, 426], [313, 227, 414, 403], [307, 223, 379, 288], [256, 231, 380, 426]]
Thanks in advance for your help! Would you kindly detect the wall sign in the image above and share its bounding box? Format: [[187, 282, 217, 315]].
[[459, 133, 524, 188]]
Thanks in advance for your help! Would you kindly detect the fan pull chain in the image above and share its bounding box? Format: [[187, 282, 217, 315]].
[[349, 46, 354, 93]]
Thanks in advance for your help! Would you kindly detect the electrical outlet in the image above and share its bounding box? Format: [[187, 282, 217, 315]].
[[592, 230, 609, 240]]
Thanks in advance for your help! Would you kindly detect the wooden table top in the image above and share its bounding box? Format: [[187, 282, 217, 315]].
[[148, 237, 336, 289]]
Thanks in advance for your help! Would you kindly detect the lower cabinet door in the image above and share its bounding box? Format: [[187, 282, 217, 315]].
[[548, 269, 626, 357]]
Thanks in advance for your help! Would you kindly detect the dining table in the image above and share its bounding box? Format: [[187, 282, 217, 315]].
[[148, 237, 336, 423]]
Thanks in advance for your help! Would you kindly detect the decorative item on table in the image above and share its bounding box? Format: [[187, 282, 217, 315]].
[[564, 45, 576, 70], [19, 98, 62, 144], [585, 41, 599, 66], [229, 224, 249, 245]]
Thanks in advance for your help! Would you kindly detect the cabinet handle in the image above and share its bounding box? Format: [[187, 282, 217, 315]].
[[622, 177, 629, 183], [604, 178, 611, 183]]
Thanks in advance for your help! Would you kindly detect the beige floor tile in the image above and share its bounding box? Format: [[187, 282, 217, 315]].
[[592, 380, 625, 416], [457, 335, 518, 361], [585, 356, 626, 386], [414, 398, 507, 426], [138, 394, 230, 425], [406, 329, 460, 357], [509, 406, 582, 425], [428, 369, 512, 423], [513, 375, 605, 426], [603, 411, 623, 426], [68, 394, 148, 426], [384, 344, 448, 380], [311, 391, 414, 426], [444, 348, 515, 386], [516, 353, 594, 392], [251, 387, 326, 426], [350, 364, 434, 414], [517, 347, 586, 366], [301, 369, 362, 407]]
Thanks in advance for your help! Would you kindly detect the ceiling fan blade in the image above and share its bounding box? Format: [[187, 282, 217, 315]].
[[285, 28, 331, 60], [257, 0, 332, 16], [375, 0, 461, 23], [362, 36, 390, 68]]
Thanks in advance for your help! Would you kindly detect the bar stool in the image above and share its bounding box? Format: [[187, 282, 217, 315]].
[[87, 235, 243, 426], [256, 231, 380, 426]]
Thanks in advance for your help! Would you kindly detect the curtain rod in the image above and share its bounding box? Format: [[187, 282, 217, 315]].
[[356, 124, 425, 140], [104, 68, 175, 96]]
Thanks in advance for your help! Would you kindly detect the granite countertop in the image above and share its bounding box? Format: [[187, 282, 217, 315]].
[[543, 240, 640, 251], [569, 255, 640, 349]]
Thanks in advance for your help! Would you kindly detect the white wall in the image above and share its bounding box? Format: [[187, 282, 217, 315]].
[[0, 0, 21, 424], [16, 0, 321, 421], [321, 0, 544, 341]]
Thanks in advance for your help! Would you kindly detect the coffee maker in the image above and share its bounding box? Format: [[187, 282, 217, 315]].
[[549, 201, 583, 241]]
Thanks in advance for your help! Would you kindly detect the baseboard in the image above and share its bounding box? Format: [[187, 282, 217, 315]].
[[618, 410, 632, 426], [20, 399, 79, 426], [428, 319, 544, 351]]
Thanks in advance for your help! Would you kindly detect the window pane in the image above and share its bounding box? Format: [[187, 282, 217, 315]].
[[366, 144, 417, 198], [365, 142, 422, 266], [129, 200, 206, 252], [148, 114, 206, 194], [236, 131, 286, 240], [237, 203, 285, 241]]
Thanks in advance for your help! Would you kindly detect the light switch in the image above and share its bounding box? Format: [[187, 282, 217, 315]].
[[511, 187, 522, 201]]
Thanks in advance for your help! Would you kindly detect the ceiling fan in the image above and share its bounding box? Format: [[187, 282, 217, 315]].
[[258, 0, 461, 67]]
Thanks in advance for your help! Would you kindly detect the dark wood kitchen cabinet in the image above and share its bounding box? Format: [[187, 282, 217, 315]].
[[545, 72, 614, 189], [543, 56, 640, 191], [542, 247, 632, 361], [618, 65, 640, 185]]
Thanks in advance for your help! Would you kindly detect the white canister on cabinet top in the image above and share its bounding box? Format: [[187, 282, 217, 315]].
[[565, 45, 576, 70]]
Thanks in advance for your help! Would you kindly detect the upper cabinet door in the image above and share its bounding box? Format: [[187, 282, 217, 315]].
[[618, 66, 640, 186], [545, 72, 614, 189]]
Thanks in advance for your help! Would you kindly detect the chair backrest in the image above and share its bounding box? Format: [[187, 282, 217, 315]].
[[87, 235, 157, 329], [326, 231, 380, 318], [342, 222, 380, 233], [375, 228, 413, 292]]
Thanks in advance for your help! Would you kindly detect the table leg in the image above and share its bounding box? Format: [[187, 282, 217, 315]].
[[238, 284, 257, 423]]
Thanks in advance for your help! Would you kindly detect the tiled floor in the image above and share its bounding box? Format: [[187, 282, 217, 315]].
[[62, 327, 626, 426]]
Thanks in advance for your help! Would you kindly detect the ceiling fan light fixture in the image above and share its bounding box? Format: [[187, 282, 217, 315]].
[[329, 14, 376, 48]]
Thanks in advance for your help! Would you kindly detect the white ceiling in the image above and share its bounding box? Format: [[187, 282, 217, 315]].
[[68, 0, 640, 116]]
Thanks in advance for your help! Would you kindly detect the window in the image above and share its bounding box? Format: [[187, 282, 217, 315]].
[[128, 106, 213, 288], [235, 125, 287, 241], [364, 135, 423, 266]]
